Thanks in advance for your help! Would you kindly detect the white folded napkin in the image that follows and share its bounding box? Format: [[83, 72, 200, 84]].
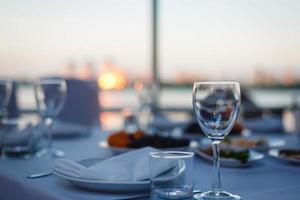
[[53, 147, 176, 182]]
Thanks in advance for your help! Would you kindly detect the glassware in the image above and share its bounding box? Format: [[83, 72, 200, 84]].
[[34, 78, 66, 158], [134, 81, 158, 132], [150, 151, 194, 199], [193, 81, 241, 200], [0, 80, 12, 119], [121, 108, 139, 133], [1, 118, 33, 158], [0, 80, 13, 159]]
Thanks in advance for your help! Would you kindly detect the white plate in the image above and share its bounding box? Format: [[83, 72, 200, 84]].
[[268, 149, 300, 165], [195, 148, 264, 167], [98, 140, 199, 154], [54, 157, 186, 192], [54, 171, 149, 192], [53, 158, 150, 192]]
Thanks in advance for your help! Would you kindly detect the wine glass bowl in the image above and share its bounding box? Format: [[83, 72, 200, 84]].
[[0, 80, 13, 115], [35, 79, 66, 118], [193, 81, 241, 200], [193, 82, 240, 140]]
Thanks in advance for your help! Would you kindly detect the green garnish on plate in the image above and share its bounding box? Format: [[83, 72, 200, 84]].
[[200, 148, 250, 164]]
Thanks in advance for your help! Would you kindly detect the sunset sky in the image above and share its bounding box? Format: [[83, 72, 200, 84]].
[[0, 0, 300, 82]]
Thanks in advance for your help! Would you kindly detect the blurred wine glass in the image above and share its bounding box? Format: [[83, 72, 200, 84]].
[[193, 81, 241, 200], [0, 80, 12, 119], [34, 78, 66, 158], [121, 108, 139, 134], [0, 79, 13, 158], [134, 81, 158, 132]]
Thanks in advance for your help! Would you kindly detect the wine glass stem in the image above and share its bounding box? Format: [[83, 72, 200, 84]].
[[211, 140, 222, 191], [0, 110, 6, 158], [45, 118, 53, 149], [0, 126, 4, 158]]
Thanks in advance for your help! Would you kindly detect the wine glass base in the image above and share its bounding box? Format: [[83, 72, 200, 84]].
[[194, 190, 241, 200], [35, 147, 65, 158]]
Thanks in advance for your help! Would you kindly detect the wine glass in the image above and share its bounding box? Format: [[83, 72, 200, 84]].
[[134, 81, 158, 132], [193, 81, 241, 200], [0, 79, 13, 158], [0, 80, 12, 118], [34, 78, 66, 158]]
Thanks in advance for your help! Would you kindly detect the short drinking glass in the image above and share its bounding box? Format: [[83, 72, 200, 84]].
[[1, 118, 33, 158], [193, 81, 241, 200], [150, 151, 194, 199]]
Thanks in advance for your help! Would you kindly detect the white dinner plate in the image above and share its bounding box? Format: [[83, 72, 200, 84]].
[[98, 140, 199, 154], [194, 148, 264, 167], [268, 149, 300, 165], [53, 158, 150, 192], [54, 171, 150, 192], [54, 157, 186, 192]]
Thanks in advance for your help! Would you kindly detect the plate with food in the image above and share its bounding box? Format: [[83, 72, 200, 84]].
[[222, 137, 285, 150], [201, 136, 285, 151], [194, 147, 264, 167], [268, 149, 300, 165], [99, 130, 199, 154]]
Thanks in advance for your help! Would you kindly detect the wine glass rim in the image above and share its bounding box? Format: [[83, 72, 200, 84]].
[[193, 81, 240, 85]]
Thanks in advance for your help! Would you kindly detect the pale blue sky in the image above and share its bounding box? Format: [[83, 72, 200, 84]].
[[0, 0, 300, 82]]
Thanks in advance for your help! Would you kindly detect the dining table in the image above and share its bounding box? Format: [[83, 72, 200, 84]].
[[0, 127, 300, 200]]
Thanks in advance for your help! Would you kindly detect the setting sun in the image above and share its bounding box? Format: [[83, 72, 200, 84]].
[[98, 71, 127, 90]]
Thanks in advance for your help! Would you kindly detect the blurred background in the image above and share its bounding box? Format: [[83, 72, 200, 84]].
[[1, 0, 300, 129]]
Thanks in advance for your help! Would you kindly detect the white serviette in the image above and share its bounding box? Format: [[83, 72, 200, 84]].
[[53, 147, 176, 182]]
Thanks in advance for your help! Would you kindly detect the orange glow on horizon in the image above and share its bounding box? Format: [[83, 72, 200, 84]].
[[98, 71, 127, 90]]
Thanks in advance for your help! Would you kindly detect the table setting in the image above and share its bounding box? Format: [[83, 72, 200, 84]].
[[0, 79, 300, 200]]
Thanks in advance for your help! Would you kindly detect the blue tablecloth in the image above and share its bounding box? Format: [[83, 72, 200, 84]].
[[0, 129, 300, 200]]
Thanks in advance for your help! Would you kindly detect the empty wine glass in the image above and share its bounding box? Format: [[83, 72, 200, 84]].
[[134, 81, 158, 132], [34, 78, 66, 158], [193, 82, 241, 200], [0, 79, 13, 158], [0, 80, 12, 119]]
